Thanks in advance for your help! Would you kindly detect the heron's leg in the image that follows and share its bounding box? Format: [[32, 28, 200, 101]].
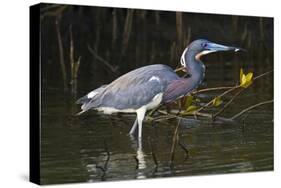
[[136, 108, 146, 139], [129, 118, 138, 135]]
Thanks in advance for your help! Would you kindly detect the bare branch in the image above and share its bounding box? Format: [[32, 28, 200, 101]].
[[40, 5, 67, 20], [192, 86, 235, 94], [148, 138, 158, 169], [213, 88, 245, 119], [170, 118, 181, 166], [121, 9, 134, 56], [95, 140, 110, 181], [231, 100, 273, 120], [88, 45, 118, 73], [69, 25, 74, 80], [195, 86, 239, 113], [253, 70, 273, 81], [194, 70, 273, 114], [178, 141, 189, 160], [55, 16, 67, 90]]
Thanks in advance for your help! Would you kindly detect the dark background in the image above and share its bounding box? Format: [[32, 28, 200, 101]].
[[40, 3, 273, 96]]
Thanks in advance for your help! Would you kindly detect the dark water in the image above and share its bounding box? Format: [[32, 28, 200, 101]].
[[40, 66, 273, 185]]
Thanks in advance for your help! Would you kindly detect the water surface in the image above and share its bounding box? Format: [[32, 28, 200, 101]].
[[41, 76, 273, 184]]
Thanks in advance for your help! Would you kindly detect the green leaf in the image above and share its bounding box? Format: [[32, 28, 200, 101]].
[[212, 96, 223, 107], [184, 105, 199, 114], [195, 98, 201, 102], [184, 95, 193, 110]]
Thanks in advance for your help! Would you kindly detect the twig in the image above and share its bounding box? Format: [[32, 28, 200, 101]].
[[95, 165, 105, 173], [253, 70, 273, 80], [111, 9, 118, 48], [176, 12, 183, 49], [154, 109, 213, 121], [104, 141, 110, 169], [213, 88, 245, 119], [40, 4, 63, 13], [40, 5, 67, 20], [134, 156, 139, 170], [149, 70, 273, 123], [55, 16, 67, 90], [95, 140, 111, 181], [88, 45, 118, 73], [69, 25, 74, 80], [192, 86, 235, 94], [148, 138, 158, 169], [195, 86, 239, 113], [178, 141, 189, 160], [121, 9, 134, 56], [212, 70, 273, 118], [69, 26, 81, 94], [170, 118, 181, 166], [194, 70, 273, 114], [75, 56, 81, 79], [231, 100, 273, 120], [191, 111, 213, 119]]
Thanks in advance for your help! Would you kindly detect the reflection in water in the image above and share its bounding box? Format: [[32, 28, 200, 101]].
[[81, 135, 149, 182], [136, 145, 147, 179], [130, 136, 147, 179]]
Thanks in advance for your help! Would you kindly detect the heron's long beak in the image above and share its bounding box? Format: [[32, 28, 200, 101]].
[[206, 42, 245, 53]]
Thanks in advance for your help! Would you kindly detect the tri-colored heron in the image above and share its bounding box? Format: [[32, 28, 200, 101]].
[[76, 39, 243, 138]]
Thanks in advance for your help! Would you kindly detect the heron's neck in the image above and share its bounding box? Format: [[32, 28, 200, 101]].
[[182, 49, 206, 86]]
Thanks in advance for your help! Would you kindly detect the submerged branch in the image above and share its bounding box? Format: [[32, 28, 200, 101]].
[[95, 140, 110, 180], [148, 138, 158, 169], [178, 141, 189, 160], [170, 118, 181, 166]]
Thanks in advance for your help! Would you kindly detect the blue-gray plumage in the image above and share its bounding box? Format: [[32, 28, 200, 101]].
[[76, 39, 243, 138]]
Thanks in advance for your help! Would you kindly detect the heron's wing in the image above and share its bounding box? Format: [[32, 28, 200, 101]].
[[107, 64, 179, 92], [82, 78, 165, 112], [162, 78, 196, 103]]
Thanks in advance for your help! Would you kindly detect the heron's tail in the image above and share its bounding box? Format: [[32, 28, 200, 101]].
[[75, 110, 86, 116], [76, 87, 106, 116], [76, 95, 91, 104]]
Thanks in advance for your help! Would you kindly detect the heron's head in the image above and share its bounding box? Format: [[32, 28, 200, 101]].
[[181, 39, 244, 67]]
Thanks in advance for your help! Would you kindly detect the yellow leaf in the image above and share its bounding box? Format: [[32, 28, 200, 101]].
[[240, 70, 253, 88], [241, 74, 247, 85], [212, 96, 223, 107], [246, 72, 253, 81], [240, 68, 244, 83]]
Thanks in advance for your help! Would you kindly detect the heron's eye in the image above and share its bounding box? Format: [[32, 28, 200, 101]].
[[201, 43, 208, 48]]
